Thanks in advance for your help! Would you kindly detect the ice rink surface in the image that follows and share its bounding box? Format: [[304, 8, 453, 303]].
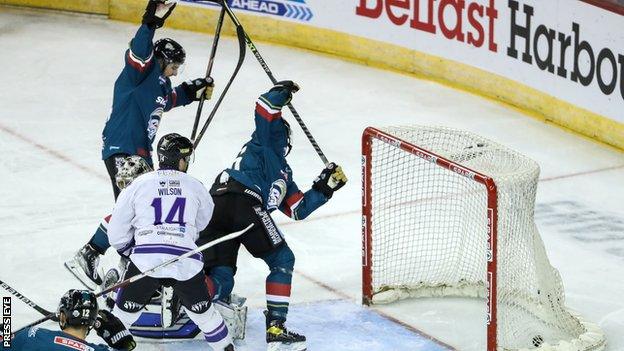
[[1, 6, 623, 351]]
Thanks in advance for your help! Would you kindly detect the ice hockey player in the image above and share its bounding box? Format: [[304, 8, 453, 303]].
[[1, 289, 135, 350], [67, 0, 217, 288], [197, 81, 348, 351], [107, 133, 234, 351], [64, 156, 152, 290]]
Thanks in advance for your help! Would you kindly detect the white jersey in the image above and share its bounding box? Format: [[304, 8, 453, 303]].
[[108, 169, 214, 281]]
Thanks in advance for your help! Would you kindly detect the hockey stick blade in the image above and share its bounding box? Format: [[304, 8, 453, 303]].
[[191, 4, 226, 141], [217, 1, 329, 166], [12, 223, 254, 334], [193, 23, 247, 149]]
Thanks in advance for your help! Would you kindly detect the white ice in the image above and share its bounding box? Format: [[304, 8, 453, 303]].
[[1, 6, 623, 351]]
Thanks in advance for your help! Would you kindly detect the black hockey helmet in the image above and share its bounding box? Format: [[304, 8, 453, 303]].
[[154, 38, 186, 65], [157, 133, 193, 170], [57, 289, 98, 330]]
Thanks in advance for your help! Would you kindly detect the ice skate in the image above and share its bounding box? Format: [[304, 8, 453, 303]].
[[266, 316, 306, 351], [64, 244, 103, 290]]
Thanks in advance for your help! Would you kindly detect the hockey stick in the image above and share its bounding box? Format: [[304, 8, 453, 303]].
[[191, 4, 226, 141], [193, 19, 247, 149], [12, 223, 253, 334], [202, 0, 329, 166], [0, 280, 58, 321]]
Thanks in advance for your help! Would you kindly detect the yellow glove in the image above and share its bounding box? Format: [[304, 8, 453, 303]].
[[312, 162, 347, 198]]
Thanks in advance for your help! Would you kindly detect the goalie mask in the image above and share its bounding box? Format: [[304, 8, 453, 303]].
[[58, 289, 98, 330], [115, 155, 152, 190]]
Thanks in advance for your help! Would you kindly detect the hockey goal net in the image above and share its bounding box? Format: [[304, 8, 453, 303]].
[[361, 126, 605, 351]]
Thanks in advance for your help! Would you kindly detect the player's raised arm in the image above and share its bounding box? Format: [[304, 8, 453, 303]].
[[124, 1, 176, 84], [253, 81, 299, 146]]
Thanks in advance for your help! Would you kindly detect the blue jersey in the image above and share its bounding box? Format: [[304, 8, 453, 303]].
[[223, 89, 328, 220], [101, 24, 192, 165], [3, 326, 121, 351]]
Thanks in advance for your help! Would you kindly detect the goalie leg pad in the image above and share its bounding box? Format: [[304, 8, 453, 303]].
[[160, 286, 181, 328], [214, 298, 248, 340]]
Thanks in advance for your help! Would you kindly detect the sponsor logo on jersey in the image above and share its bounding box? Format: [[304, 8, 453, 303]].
[[137, 229, 153, 236], [28, 326, 39, 337], [182, 0, 313, 22], [155, 96, 167, 107], [169, 180, 180, 187], [53, 336, 94, 351]]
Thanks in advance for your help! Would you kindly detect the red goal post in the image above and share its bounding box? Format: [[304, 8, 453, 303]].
[[362, 126, 500, 349], [360, 126, 605, 351]]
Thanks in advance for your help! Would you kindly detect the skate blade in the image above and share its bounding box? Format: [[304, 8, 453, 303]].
[[64, 260, 97, 291], [267, 341, 306, 351]]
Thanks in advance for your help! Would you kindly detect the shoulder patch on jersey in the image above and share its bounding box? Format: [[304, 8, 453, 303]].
[[54, 336, 95, 351]]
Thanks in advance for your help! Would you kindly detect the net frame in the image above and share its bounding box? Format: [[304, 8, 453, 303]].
[[361, 126, 605, 351]]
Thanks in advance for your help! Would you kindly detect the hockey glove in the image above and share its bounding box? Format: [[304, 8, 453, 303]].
[[94, 310, 136, 351], [182, 77, 215, 101], [312, 162, 347, 199], [268, 80, 300, 106], [143, 0, 177, 30]]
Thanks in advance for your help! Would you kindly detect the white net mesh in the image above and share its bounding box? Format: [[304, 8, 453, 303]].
[[365, 126, 605, 351]]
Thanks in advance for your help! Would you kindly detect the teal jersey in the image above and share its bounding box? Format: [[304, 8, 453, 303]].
[[3, 327, 123, 351], [101, 24, 192, 165], [224, 88, 328, 220]]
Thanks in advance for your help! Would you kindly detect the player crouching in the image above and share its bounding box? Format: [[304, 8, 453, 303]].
[[107, 133, 234, 351], [5, 289, 135, 350]]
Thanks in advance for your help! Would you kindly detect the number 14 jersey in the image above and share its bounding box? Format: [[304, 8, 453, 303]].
[[108, 169, 214, 281]]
